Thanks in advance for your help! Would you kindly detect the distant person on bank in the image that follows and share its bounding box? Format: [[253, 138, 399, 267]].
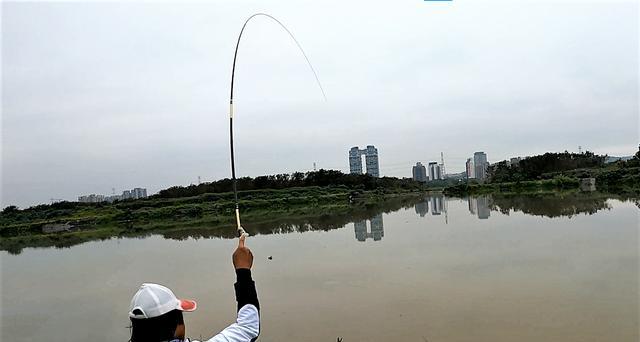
[[127, 235, 259, 342]]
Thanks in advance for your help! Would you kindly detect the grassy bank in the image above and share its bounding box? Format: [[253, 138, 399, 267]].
[[0, 187, 425, 254]]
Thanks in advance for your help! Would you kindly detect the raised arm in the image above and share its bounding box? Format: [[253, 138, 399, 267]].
[[207, 235, 260, 342]]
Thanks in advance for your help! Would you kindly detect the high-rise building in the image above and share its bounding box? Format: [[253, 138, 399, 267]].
[[428, 162, 442, 181], [348, 145, 380, 177], [131, 188, 147, 199], [466, 158, 474, 179], [412, 162, 427, 182], [364, 145, 379, 177], [473, 152, 488, 181], [349, 147, 363, 174]]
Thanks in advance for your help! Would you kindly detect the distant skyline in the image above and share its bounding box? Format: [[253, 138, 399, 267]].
[[2, 0, 638, 207]]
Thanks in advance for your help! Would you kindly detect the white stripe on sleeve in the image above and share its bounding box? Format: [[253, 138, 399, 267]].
[[205, 304, 260, 342]]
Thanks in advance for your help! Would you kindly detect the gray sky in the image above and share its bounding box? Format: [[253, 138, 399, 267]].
[[2, 0, 638, 208]]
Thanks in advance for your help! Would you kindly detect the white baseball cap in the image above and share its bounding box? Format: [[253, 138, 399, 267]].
[[129, 283, 197, 319]]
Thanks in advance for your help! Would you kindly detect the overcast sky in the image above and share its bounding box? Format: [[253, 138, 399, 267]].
[[2, 0, 638, 208]]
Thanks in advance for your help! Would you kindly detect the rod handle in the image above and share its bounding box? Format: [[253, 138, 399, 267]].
[[235, 208, 249, 238]]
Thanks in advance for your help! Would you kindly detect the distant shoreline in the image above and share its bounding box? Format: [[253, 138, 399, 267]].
[[0, 188, 425, 254], [444, 155, 640, 197]]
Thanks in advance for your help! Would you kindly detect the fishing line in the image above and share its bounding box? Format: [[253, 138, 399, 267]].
[[228, 13, 327, 237]]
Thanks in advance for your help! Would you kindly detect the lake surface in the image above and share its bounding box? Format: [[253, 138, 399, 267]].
[[1, 194, 638, 342]]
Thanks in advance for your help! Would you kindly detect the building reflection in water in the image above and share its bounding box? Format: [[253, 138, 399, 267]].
[[354, 214, 384, 242], [468, 196, 491, 219], [414, 195, 449, 223], [414, 199, 429, 217], [431, 195, 443, 216]]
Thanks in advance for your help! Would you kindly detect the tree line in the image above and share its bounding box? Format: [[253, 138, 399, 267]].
[[156, 169, 421, 199], [488, 150, 624, 183]]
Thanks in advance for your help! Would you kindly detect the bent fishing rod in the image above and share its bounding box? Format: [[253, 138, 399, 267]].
[[228, 13, 326, 238]]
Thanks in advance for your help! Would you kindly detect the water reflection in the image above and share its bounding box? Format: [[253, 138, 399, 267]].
[[468, 196, 491, 219], [1, 195, 418, 254], [3, 193, 637, 342], [412, 192, 624, 221], [414, 195, 448, 217], [489, 192, 614, 218], [2, 192, 630, 255], [353, 214, 384, 242], [431, 195, 443, 215], [414, 199, 428, 217]]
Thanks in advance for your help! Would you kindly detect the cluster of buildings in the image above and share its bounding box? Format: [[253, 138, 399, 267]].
[[78, 187, 148, 203], [465, 152, 490, 181], [345, 145, 495, 184], [349, 145, 380, 177], [412, 161, 445, 182]]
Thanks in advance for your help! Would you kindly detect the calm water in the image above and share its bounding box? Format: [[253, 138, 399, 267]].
[[1, 194, 638, 342]]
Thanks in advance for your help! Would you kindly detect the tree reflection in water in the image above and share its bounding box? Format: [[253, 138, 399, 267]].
[[159, 195, 414, 241], [487, 192, 615, 218], [4, 192, 633, 255], [414, 191, 631, 220]]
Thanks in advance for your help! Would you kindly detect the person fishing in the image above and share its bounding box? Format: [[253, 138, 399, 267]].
[[126, 13, 319, 342], [127, 234, 260, 342]]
